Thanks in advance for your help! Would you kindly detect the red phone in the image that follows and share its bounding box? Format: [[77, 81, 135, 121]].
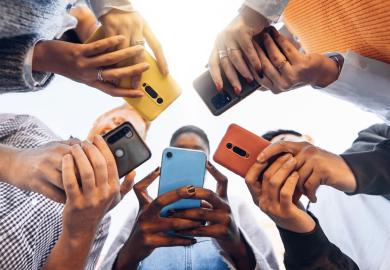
[[213, 124, 270, 178]]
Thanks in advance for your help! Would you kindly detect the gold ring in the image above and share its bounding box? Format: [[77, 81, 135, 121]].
[[218, 50, 228, 60], [276, 59, 288, 72]]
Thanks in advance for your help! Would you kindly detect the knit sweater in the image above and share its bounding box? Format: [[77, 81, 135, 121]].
[[0, 0, 72, 93]]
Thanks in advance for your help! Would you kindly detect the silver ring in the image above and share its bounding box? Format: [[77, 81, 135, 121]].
[[276, 59, 288, 72], [132, 40, 145, 46], [227, 47, 240, 56], [97, 68, 104, 82], [218, 50, 228, 60]]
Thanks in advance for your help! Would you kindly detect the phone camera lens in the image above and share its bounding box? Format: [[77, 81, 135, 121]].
[[156, 97, 163, 104], [226, 143, 233, 149], [142, 83, 147, 87], [125, 130, 133, 138], [115, 148, 125, 158], [166, 152, 173, 158], [145, 86, 158, 99]]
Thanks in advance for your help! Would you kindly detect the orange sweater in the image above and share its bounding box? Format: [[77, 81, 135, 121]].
[[283, 0, 390, 64]]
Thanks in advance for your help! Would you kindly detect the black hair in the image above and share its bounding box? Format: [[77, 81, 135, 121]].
[[170, 125, 210, 151], [262, 129, 302, 141]]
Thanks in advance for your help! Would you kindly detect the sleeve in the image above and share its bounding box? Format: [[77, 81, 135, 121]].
[[87, 0, 134, 19], [341, 139, 390, 196], [242, 0, 289, 22], [0, 35, 54, 94], [319, 51, 390, 124], [278, 212, 359, 270], [345, 124, 390, 153]]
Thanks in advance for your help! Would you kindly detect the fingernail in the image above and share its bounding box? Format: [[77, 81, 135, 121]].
[[216, 83, 222, 91], [143, 63, 150, 69], [246, 77, 254, 83], [258, 70, 264, 79], [187, 185, 196, 194], [257, 153, 265, 163], [154, 167, 160, 172], [233, 87, 241, 94], [118, 35, 125, 41]]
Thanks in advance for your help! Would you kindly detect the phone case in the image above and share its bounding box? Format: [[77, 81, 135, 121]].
[[86, 28, 182, 121], [158, 147, 207, 216], [193, 70, 259, 116], [213, 124, 270, 178], [103, 122, 151, 178]]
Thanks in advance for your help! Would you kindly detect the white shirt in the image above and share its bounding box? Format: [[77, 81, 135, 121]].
[[308, 186, 390, 270], [98, 188, 280, 270], [243, 0, 390, 123]]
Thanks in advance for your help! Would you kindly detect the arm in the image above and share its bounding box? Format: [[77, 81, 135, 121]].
[[320, 51, 390, 123], [0, 35, 53, 93], [341, 139, 390, 196], [278, 212, 359, 270], [87, 0, 134, 19], [242, 0, 288, 22]]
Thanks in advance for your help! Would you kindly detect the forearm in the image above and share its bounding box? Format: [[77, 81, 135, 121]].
[[113, 238, 147, 270], [278, 212, 359, 270], [218, 234, 256, 270], [43, 229, 97, 270]]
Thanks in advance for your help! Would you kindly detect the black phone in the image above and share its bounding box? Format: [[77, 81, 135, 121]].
[[103, 122, 151, 178], [193, 70, 260, 116]]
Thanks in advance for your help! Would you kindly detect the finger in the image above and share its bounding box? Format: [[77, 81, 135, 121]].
[[149, 185, 196, 213], [84, 35, 126, 56], [206, 162, 228, 199], [92, 135, 119, 185], [237, 33, 262, 72], [81, 141, 109, 187], [151, 218, 202, 233], [245, 161, 268, 205], [208, 47, 224, 91], [38, 183, 66, 204], [225, 40, 253, 82], [279, 172, 299, 209], [89, 81, 144, 98], [303, 171, 320, 203], [268, 26, 301, 64], [121, 171, 136, 198], [253, 42, 276, 91], [60, 138, 82, 146], [257, 141, 304, 164], [220, 56, 242, 94], [101, 62, 150, 82], [70, 144, 95, 195], [129, 29, 145, 89], [190, 188, 229, 211], [148, 234, 196, 248], [62, 154, 81, 200], [88, 45, 144, 67], [297, 161, 313, 195], [144, 23, 169, 75], [201, 200, 213, 209], [265, 156, 297, 204], [170, 208, 228, 224], [179, 224, 226, 239], [133, 168, 160, 206]]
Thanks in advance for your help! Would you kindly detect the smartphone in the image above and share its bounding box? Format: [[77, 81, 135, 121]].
[[158, 147, 207, 216], [86, 28, 182, 121], [213, 124, 270, 178], [103, 122, 151, 178], [193, 70, 259, 116]]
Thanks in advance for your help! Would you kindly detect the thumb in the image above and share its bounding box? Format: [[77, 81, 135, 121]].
[[120, 171, 136, 198]]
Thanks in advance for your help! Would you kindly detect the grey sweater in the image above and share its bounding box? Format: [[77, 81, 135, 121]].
[[0, 0, 71, 93]]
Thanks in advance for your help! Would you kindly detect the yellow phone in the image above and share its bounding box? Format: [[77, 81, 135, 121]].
[[86, 27, 182, 121]]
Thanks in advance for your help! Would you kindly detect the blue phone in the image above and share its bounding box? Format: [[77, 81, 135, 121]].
[[158, 147, 207, 216]]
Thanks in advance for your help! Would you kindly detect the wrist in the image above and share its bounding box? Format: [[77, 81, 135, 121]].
[[277, 212, 316, 233], [218, 233, 255, 270], [0, 146, 20, 184], [32, 40, 53, 73], [61, 227, 96, 249], [312, 56, 340, 88], [114, 237, 148, 270], [239, 5, 269, 34]]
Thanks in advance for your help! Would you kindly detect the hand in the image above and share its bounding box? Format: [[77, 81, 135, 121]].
[[246, 154, 316, 233], [169, 162, 256, 270], [62, 139, 120, 238], [254, 27, 340, 93], [114, 168, 200, 270], [2, 139, 80, 203], [257, 141, 357, 202], [209, 5, 268, 94], [101, 9, 168, 89], [32, 37, 149, 98]]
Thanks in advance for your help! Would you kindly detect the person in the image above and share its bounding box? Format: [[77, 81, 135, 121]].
[[208, 0, 390, 122], [0, 103, 147, 269], [100, 125, 280, 270], [262, 129, 313, 144], [244, 129, 359, 269], [0, 0, 167, 97]]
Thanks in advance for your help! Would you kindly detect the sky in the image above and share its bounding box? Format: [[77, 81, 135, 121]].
[[0, 0, 383, 267]]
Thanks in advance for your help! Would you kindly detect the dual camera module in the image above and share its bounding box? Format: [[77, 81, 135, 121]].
[[211, 91, 232, 110], [143, 83, 164, 105], [108, 126, 134, 158], [226, 143, 249, 158]]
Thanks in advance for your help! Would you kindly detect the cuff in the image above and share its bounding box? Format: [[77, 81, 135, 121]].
[[278, 212, 330, 265], [23, 40, 54, 90], [90, 0, 134, 19], [242, 0, 288, 22]]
